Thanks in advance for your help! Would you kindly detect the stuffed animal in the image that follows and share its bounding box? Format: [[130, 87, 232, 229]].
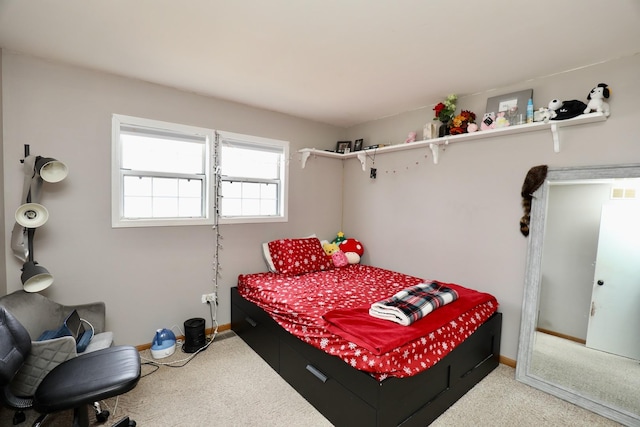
[[322, 242, 340, 256], [331, 251, 349, 267], [584, 83, 610, 117], [480, 112, 496, 131], [549, 99, 588, 120], [494, 111, 510, 128], [467, 123, 478, 133], [405, 131, 417, 143], [339, 238, 364, 264], [322, 241, 348, 267], [331, 231, 346, 245], [538, 107, 555, 123]]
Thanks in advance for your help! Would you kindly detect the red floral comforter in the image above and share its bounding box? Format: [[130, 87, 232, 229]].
[[237, 264, 498, 380]]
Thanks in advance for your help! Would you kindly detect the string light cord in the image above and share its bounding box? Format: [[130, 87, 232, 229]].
[[139, 134, 222, 370]]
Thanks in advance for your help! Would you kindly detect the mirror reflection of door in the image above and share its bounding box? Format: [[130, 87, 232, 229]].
[[586, 203, 640, 359], [538, 179, 640, 362]]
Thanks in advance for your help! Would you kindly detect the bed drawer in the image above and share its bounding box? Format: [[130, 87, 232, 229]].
[[231, 290, 280, 371], [279, 340, 376, 427]]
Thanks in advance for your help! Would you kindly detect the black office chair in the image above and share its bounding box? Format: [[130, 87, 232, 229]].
[[0, 306, 141, 427]]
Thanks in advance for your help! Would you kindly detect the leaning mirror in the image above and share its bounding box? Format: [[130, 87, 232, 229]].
[[516, 164, 640, 426]]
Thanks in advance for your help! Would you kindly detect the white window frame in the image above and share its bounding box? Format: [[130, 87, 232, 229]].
[[111, 114, 215, 228], [217, 130, 289, 225]]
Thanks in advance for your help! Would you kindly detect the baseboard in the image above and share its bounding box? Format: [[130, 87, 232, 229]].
[[136, 323, 231, 351], [536, 327, 585, 344], [499, 355, 516, 368]]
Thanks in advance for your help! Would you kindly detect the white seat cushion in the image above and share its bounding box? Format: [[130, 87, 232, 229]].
[[82, 331, 114, 353]]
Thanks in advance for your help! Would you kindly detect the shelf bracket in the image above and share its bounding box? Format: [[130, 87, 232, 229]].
[[356, 152, 366, 171], [300, 151, 311, 169], [551, 123, 560, 153], [429, 143, 439, 164]]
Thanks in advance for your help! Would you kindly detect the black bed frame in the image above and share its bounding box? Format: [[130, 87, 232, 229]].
[[231, 287, 502, 427]]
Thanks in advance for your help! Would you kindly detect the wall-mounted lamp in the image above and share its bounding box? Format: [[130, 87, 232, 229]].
[[15, 203, 49, 229], [34, 156, 69, 183], [20, 227, 54, 292], [21, 261, 54, 293], [10, 145, 68, 292]]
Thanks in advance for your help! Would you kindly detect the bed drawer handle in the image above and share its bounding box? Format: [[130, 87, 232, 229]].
[[305, 364, 328, 383], [245, 317, 257, 327]]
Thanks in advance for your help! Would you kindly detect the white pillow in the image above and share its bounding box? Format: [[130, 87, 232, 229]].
[[262, 242, 277, 272], [262, 234, 317, 272]]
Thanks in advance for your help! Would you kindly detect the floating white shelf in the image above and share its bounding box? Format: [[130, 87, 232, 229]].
[[299, 112, 607, 169]]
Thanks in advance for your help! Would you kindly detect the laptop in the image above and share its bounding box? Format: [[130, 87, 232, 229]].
[[38, 309, 92, 352]]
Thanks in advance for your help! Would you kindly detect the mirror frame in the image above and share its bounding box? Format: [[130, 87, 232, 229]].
[[516, 164, 640, 426]]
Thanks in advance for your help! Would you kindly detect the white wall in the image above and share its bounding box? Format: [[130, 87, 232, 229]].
[[2, 51, 344, 346], [344, 54, 640, 360], [0, 50, 5, 296], [4, 50, 640, 362]]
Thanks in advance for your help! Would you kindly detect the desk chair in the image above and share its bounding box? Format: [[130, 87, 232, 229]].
[[0, 306, 140, 427]]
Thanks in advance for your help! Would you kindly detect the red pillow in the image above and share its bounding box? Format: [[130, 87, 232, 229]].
[[267, 238, 333, 276]]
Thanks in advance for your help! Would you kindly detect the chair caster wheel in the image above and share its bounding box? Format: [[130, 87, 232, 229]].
[[112, 416, 135, 427], [96, 409, 110, 422]]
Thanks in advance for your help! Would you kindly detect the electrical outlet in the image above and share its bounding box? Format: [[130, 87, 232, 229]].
[[201, 292, 217, 304]]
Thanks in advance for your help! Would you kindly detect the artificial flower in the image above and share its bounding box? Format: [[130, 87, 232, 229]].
[[449, 110, 477, 135], [433, 94, 457, 123]]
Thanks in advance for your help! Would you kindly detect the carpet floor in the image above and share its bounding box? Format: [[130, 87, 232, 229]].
[[0, 331, 623, 426]]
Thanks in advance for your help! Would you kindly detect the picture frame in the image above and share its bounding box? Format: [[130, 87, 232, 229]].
[[485, 89, 533, 123], [353, 139, 363, 151], [336, 141, 352, 154]]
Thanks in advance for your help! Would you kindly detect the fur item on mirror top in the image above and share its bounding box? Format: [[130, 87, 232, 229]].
[[520, 165, 548, 237]]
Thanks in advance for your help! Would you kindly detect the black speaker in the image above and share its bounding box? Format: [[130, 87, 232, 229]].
[[183, 317, 206, 353]]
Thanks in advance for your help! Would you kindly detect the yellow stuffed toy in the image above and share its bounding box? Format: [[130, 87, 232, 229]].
[[322, 241, 348, 267], [323, 242, 339, 255]]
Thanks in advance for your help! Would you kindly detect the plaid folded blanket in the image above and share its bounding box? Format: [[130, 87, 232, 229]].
[[369, 282, 459, 326]]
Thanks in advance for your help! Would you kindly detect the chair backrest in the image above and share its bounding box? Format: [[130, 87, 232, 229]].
[[0, 306, 31, 387], [0, 291, 65, 339]]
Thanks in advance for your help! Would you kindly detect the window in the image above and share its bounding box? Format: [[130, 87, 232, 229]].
[[218, 131, 289, 224], [112, 115, 289, 227], [112, 115, 214, 227]]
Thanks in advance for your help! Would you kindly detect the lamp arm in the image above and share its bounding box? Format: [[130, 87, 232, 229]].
[[21, 155, 41, 203], [26, 228, 36, 263], [10, 222, 28, 262]]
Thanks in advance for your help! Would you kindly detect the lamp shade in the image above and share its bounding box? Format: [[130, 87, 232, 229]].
[[15, 203, 49, 228], [35, 157, 68, 183], [21, 261, 54, 292]]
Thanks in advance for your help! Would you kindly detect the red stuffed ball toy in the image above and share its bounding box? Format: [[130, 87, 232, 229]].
[[339, 238, 364, 263]]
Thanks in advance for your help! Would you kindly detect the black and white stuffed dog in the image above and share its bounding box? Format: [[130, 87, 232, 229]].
[[584, 83, 610, 117]]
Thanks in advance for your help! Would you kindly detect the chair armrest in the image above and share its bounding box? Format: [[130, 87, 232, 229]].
[[10, 337, 77, 397], [62, 302, 106, 334]]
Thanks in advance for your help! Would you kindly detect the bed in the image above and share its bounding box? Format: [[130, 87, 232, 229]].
[[231, 238, 502, 426]]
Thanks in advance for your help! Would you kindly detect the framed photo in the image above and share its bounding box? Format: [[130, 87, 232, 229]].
[[336, 141, 352, 154], [353, 139, 363, 151], [485, 89, 533, 122]]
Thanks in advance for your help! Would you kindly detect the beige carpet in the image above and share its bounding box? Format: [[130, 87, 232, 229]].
[[530, 331, 640, 416], [0, 331, 623, 426]]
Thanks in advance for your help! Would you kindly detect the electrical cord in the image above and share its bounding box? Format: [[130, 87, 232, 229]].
[[139, 301, 218, 368], [79, 318, 95, 337]]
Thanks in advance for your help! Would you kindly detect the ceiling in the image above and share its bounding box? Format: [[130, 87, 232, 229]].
[[1, 1, 639, 128]]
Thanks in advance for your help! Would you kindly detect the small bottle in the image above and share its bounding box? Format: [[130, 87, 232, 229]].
[[526, 98, 534, 123]]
